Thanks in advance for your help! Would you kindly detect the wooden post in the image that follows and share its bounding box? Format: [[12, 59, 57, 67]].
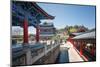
[[80, 41, 83, 55], [36, 24, 39, 42], [76, 41, 78, 48], [74, 40, 77, 48], [23, 19, 28, 44], [91, 44, 94, 56]]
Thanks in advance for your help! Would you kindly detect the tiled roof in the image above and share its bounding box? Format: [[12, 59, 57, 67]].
[[73, 31, 95, 39], [70, 32, 85, 36]]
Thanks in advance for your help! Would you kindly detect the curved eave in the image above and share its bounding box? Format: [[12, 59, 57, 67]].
[[72, 31, 96, 40], [32, 2, 54, 19], [12, 1, 54, 27]]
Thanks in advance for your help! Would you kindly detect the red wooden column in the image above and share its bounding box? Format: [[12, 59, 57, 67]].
[[23, 19, 28, 44], [36, 24, 40, 42], [75, 40, 77, 48], [72, 40, 76, 47], [91, 44, 95, 56], [68, 37, 74, 45], [80, 41, 83, 55], [76, 41, 78, 48], [74, 40, 77, 48]]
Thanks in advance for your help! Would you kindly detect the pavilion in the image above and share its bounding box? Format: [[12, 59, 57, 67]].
[[12, 1, 54, 44], [72, 30, 96, 61], [12, 1, 55, 66]]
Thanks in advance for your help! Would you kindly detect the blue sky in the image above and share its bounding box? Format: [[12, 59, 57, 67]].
[[37, 3, 96, 29]]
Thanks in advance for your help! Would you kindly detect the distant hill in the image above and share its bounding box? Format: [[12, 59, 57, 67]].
[[57, 25, 89, 35]]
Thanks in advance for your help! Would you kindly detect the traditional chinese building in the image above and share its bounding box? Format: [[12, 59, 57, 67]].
[[70, 30, 96, 61], [39, 22, 56, 40], [12, 1, 54, 44], [12, 1, 60, 66]]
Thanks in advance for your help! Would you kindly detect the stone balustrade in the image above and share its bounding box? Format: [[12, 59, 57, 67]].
[[12, 42, 60, 66]]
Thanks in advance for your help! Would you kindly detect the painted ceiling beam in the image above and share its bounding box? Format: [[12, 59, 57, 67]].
[[12, 1, 54, 27]]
